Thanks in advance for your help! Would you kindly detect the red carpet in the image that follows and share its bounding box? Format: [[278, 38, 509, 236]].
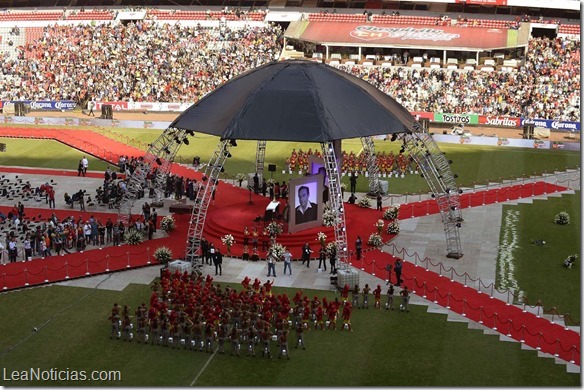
[[0, 129, 578, 367], [0, 205, 191, 290], [350, 249, 581, 366]]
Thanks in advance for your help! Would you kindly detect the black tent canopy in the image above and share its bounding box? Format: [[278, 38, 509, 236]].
[[170, 60, 415, 143]]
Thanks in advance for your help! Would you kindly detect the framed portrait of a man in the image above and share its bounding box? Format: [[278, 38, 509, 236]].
[[288, 174, 323, 233]]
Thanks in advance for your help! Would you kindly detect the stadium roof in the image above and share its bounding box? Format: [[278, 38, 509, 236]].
[[170, 60, 415, 142]]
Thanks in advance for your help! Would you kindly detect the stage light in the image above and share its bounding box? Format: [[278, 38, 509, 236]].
[[448, 159, 453, 164], [186, 130, 195, 136], [445, 188, 451, 194], [155, 158, 162, 166], [453, 174, 458, 178], [183, 138, 189, 145], [456, 222, 462, 228], [220, 167, 225, 172], [224, 151, 232, 158], [458, 189, 463, 194], [420, 174, 424, 178], [390, 133, 398, 142], [229, 139, 238, 147], [431, 193, 435, 198], [450, 206, 457, 211], [162, 147, 170, 154]]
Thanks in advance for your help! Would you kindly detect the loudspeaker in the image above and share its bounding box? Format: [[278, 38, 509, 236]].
[[14, 102, 25, 116], [101, 104, 113, 120], [268, 164, 276, 172], [523, 124, 534, 139]]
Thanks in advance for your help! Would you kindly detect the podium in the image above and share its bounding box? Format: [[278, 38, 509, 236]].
[[264, 200, 280, 220]]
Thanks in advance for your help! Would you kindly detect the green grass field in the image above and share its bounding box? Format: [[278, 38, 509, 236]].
[[0, 283, 579, 387], [0, 128, 580, 386], [497, 191, 581, 321]]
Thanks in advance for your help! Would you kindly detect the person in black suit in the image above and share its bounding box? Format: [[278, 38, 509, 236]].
[[295, 185, 318, 224], [213, 249, 223, 276]]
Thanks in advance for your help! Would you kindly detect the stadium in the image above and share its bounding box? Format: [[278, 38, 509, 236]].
[[0, 0, 581, 386]]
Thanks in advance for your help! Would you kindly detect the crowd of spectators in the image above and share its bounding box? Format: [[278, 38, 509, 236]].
[[0, 20, 578, 121], [0, 21, 282, 105], [333, 36, 580, 121]]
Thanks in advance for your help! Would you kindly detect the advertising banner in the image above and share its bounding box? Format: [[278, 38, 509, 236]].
[[94, 101, 129, 111], [3, 100, 76, 111], [520, 118, 580, 132], [434, 113, 478, 125], [478, 115, 521, 127], [294, 21, 511, 50], [411, 111, 434, 120], [456, 0, 507, 5]]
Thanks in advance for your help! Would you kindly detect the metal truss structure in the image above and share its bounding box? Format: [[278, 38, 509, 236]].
[[255, 140, 267, 183], [117, 127, 191, 224], [184, 139, 233, 264], [398, 123, 464, 258], [321, 142, 349, 269], [360, 136, 382, 195]]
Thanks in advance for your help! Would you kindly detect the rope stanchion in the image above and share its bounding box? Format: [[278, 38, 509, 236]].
[[506, 290, 512, 306], [433, 287, 438, 304], [450, 268, 454, 282], [482, 190, 485, 206], [426, 202, 429, 216], [536, 300, 542, 318], [553, 339, 561, 357], [2, 273, 6, 290], [520, 325, 526, 343], [550, 307, 556, 324], [507, 319, 513, 337], [536, 332, 542, 350], [85, 259, 90, 276], [478, 306, 483, 324], [522, 302, 527, 313], [446, 292, 451, 309], [147, 247, 151, 265], [24, 268, 29, 286], [105, 255, 110, 272], [461, 299, 466, 317], [570, 346, 577, 364], [65, 261, 69, 279], [437, 263, 443, 277], [463, 274, 468, 288], [371, 260, 376, 276], [44, 266, 49, 283], [126, 252, 131, 268], [361, 255, 365, 271], [425, 259, 429, 272], [412, 277, 417, 294], [422, 282, 427, 299], [492, 313, 498, 331], [489, 283, 494, 299]]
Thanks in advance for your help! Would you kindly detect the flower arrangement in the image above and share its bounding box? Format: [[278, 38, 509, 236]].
[[358, 197, 371, 208], [270, 243, 286, 259], [221, 234, 235, 253], [160, 215, 176, 232], [123, 228, 143, 245], [383, 204, 401, 220], [375, 219, 385, 234], [316, 232, 327, 247], [367, 233, 383, 247], [554, 211, 570, 225], [325, 242, 337, 256], [265, 221, 283, 236], [563, 254, 578, 269], [154, 246, 173, 264], [386, 220, 400, 235], [235, 173, 246, 187], [322, 207, 339, 227]]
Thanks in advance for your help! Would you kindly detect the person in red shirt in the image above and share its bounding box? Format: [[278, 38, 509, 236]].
[[373, 284, 382, 309], [341, 301, 353, 331]]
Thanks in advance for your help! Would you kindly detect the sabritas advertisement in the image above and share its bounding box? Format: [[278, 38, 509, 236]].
[[297, 22, 511, 49], [478, 115, 521, 127]]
